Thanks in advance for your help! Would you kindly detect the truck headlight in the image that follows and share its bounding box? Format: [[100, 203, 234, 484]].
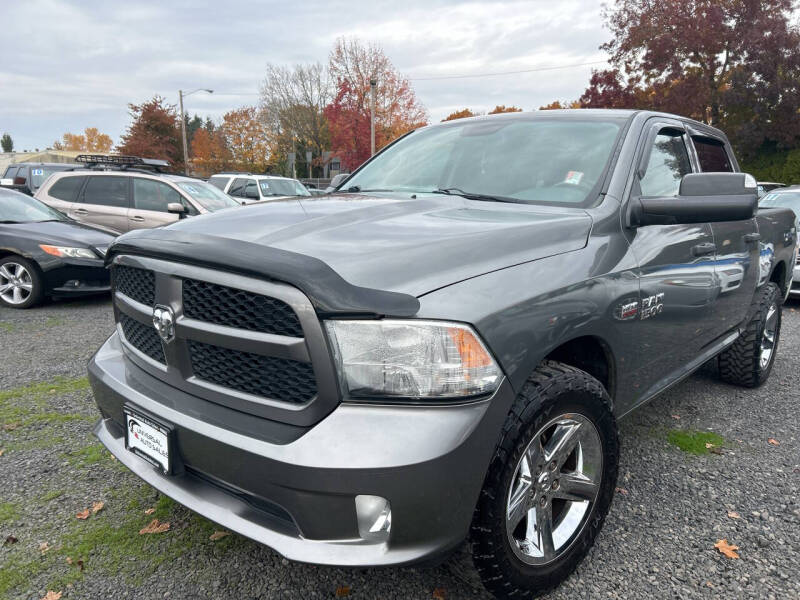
[[325, 319, 501, 400]]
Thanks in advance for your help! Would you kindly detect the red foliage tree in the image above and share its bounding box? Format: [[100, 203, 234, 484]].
[[324, 79, 372, 171], [117, 96, 184, 171]]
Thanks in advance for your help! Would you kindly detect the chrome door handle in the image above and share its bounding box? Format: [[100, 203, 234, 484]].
[[743, 233, 761, 244], [130, 215, 145, 222], [73, 209, 88, 215], [691, 242, 716, 256]]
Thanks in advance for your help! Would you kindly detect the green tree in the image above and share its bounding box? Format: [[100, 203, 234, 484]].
[[0, 133, 13, 152]]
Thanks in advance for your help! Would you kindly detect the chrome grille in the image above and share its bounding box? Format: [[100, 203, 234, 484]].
[[188, 340, 316, 404], [119, 313, 164, 363], [183, 278, 302, 336], [114, 265, 155, 306]]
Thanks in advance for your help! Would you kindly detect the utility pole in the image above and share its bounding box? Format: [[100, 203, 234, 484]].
[[178, 88, 213, 175], [370, 78, 377, 156]]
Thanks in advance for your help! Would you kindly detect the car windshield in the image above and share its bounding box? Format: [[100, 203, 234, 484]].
[[30, 166, 73, 189], [0, 190, 66, 222], [760, 191, 800, 222], [176, 181, 240, 211], [342, 116, 624, 206], [259, 179, 311, 197]]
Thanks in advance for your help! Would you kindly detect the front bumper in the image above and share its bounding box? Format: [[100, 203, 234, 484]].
[[89, 332, 514, 566], [42, 257, 110, 297]]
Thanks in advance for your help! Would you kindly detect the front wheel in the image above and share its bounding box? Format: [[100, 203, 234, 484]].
[[0, 256, 44, 309], [471, 361, 619, 599]]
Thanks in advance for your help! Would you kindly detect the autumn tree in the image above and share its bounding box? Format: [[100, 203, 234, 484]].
[[190, 127, 232, 177], [53, 127, 113, 152], [539, 100, 583, 110], [442, 109, 477, 121], [581, 0, 800, 158], [260, 62, 331, 175], [488, 105, 522, 114], [1, 133, 13, 152], [326, 37, 427, 170], [118, 96, 183, 170], [220, 107, 271, 173]]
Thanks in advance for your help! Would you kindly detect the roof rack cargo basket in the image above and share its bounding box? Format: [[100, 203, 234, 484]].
[[75, 155, 170, 172]]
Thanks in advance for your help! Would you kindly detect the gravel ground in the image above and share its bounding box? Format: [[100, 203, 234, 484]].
[[1, 295, 798, 600]]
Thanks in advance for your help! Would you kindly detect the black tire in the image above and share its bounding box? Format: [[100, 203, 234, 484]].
[[470, 360, 619, 599], [718, 282, 781, 388], [0, 255, 44, 309]]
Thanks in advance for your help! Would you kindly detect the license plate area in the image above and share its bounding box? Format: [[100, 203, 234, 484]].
[[124, 405, 175, 475]]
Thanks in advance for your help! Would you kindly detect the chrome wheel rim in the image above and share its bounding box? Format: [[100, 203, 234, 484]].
[[760, 302, 779, 369], [506, 413, 603, 565], [0, 262, 33, 305]]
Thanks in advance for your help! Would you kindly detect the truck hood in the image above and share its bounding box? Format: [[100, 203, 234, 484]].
[[164, 194, 592, 297]]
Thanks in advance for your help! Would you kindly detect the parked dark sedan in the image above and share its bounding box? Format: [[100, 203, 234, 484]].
[[0, 188, 115, 308]]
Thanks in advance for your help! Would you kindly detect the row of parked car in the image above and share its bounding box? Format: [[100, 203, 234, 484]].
[[0, 155, 350, 308]]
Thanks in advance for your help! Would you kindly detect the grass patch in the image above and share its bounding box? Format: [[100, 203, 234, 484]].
[[0, 501, 19, 523], [44, 317, 65, 327], [0, 376, 93, 431], [667, 429, 725, 455], [64, 443, 108, 467], [0, 321, 14, 333], [0, 553, 49, 597], [40, 489, 64, 503], [0, 376, 90, 403]]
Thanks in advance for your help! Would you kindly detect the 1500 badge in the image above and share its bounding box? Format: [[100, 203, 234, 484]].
[[640, 293, 664, 320]]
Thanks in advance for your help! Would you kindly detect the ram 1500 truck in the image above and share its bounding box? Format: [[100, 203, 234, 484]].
[[88, 109, 796, 599]]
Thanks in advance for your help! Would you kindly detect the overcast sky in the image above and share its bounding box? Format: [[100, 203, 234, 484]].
[[0, 0, 610, 151]]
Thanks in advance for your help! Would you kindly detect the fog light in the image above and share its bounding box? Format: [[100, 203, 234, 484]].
[[355, 495, 391, 541]]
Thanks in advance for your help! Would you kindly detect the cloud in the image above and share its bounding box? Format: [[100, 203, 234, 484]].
[[0, 0, 608, 150]]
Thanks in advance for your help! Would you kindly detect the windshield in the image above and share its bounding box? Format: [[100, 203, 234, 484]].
[[259, 179, 311, 197], [343, 117, 624, 205], [176, 181, 240, 211], [0, 190, 66, 222], [30, 166, 74, 189], [761, 191, 800, 208]]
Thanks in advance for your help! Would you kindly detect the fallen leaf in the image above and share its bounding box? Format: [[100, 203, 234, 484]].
[[77, 559, 84, 571], [3, 535, 18, 545], [76, 509, 90, 520], [139, 518, 170, 534], [768, 438, 780, 446], [709, 446, 724, 455], [706, 581, 714, 588], [433, 588, 446, 599], [0, 448, 5, 456], [66, 557, 72, 565], [2, 422, 19, 431], [209, 530, 230, 541], [705, 442, 715, 449], [39, 541, 50, 554], [144, 507, 155, 515], [91, 501, 104, 514], [615, 487, 629, 495], [671, 414, 681, 420], [714, 539, 740, 559], [40, 592, 62, 600], [335, 585, 351, 597], [727, 511, 741, 519]]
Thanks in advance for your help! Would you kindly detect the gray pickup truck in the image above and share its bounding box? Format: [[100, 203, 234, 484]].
[[88, 109, 796, 598]]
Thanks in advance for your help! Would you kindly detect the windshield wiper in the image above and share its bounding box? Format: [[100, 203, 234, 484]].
[[345, 186, 397, 193], [432, 188, 518, 203], [0, 220, 21, 224]]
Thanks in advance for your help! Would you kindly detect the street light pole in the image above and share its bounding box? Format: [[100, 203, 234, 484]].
[[369, 78, 377, 156], [178, 88, 213, 175]]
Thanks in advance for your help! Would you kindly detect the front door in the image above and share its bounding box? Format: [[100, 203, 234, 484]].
[[129, 178, 182, 230], [626, 123, 717, 394]]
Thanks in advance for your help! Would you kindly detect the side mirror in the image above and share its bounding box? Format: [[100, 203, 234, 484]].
[[245, 186, 260, 199], [167, 203, 187, 218], [628, 173, 757, 227], [330, 173, 351, 189]]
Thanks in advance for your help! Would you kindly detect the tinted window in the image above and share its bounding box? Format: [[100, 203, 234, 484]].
[[81, 176, 129, 208], [176, 181, 240, 211], [228, 178, 249, 197], [208, 176, 230, 190], [693, 137, 733, 172], [640, 132, 692, 197], [3, 167, 18, 179], [259, 179, 311, 197], [48, 176, 86, 201], [133, 178, 182, 212]]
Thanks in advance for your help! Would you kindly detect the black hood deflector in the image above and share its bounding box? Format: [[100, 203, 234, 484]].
[[106, 229, 420, 318]]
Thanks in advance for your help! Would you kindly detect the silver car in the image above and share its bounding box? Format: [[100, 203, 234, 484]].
[[36, 171, 240, 233]]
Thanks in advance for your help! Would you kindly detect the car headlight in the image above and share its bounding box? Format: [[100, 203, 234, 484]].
[[39, 245, 97, 259], [325, 319, 501, 400]]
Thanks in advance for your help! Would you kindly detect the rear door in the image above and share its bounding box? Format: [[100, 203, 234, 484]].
[[39, 174, 86, 215], [130, 178, 185, 230], [70, 175, 131, 233], [626, 121, 717, 389], [690, 134, 759, 337]]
